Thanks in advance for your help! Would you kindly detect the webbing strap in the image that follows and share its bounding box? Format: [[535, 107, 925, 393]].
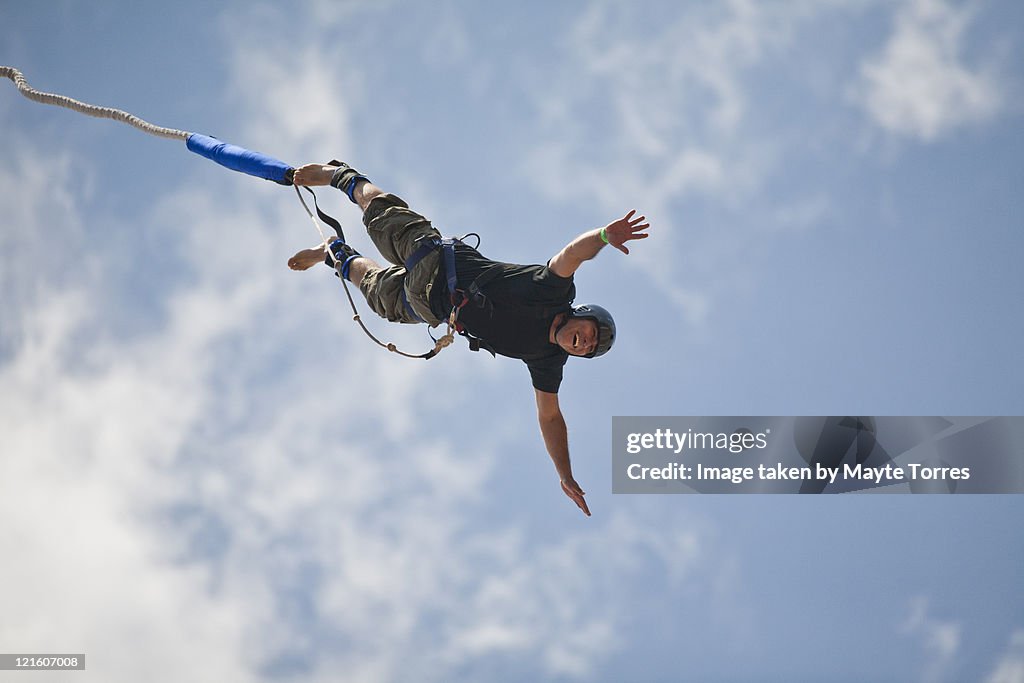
[[404, 237, 440, 271], [464, 264, 504, 308], [301, 186, 345, 240], [398, 235, 501, 349], [400, 287, 426, 323], [442, 237, 460, 299], [403, 235, 461, 307]]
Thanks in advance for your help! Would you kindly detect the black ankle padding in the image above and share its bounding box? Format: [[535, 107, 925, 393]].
[[330, 164, 361, 190]]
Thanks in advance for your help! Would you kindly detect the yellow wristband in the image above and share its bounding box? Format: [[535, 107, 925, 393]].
[[599, 227, 610, 244]]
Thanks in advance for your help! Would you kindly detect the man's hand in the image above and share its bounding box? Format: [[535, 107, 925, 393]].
[[602, 210, 650, 255], [561, 477, 591, 517], [535, 389, 592, 517], [292, 163, 336, 186], [549, 209, 651, 277]]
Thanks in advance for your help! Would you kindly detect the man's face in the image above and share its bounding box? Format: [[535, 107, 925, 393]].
[[556, 317, 599, 357]]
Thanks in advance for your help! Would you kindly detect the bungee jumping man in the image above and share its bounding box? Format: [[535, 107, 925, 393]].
[[2, 65, 652, 517], [286, 162, 651, 516], [0, 68, 655, 518]]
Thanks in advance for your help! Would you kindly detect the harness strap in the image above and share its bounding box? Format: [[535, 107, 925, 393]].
[[401, 235, 506, 354], [404, 237, 441, 272], [442, 237, 460, 302], [464, 264, 504, 310], [302, 186, 345, 240], [400, 287, 426, 323], [403, 235, 462, 310]]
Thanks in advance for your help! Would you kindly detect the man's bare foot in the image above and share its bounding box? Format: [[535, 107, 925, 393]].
[[288, 245, 326, 271], [292, 164, 337, 187]]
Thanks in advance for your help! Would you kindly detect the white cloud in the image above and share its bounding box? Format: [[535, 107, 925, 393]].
[[439, 511, 703, 678], [0, 155, 260, 682], [987, 630, 1024, 683], [767, 194, 832, 234], [0, 146, 91, 312], [853, 0, 1001, 141], [900, 596, 962, 683], [226, 42, 358, 162]]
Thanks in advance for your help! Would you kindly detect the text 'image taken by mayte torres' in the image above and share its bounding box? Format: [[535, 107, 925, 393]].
[[611, 417, 1024, 494]]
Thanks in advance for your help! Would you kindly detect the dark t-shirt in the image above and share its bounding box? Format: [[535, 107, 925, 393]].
[[430, 244, 575, 393]]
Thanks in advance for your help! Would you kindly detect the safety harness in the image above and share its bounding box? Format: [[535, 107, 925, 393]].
[[403, 235, 505, 356], [295, 185, 505, 359]]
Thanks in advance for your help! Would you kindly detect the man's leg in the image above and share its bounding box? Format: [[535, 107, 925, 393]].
[[288, 243, 418, 322], [350, 179, 385, 214], [287, 246, 375, 287], [290, 163, 444, 325], [286, 169, 385, 283], [291, 163, 384, 216], [285, 179, 396, 287], [292, 163, 432, 265]]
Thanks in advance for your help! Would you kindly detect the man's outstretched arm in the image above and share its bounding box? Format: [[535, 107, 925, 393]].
[[548, 210, 650, 278], [535, 389, 591, 516]]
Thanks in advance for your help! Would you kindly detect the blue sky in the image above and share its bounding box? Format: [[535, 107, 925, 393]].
[[2, 1, 1023, 682]]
